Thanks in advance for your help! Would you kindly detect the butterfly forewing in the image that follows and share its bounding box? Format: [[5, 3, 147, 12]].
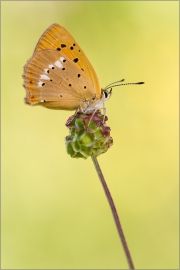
[[33, 24, 101, 98], [23, 49, 99, 110]]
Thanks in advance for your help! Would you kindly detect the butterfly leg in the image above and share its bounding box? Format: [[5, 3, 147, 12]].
[[86, 107, 106, 128], [87, 109, 98, 127], [102, 107, 106, 123], [69, 105, 82, 124]]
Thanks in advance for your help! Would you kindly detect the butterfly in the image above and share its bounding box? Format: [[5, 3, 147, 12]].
[[22, 23, 115, 114], [23, 24, 144, 114]]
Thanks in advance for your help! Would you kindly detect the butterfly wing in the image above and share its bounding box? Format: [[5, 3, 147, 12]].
[[23, 49, 98, 110], [33, 24, 101, 99]]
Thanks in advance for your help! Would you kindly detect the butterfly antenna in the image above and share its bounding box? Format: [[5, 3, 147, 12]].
[[104, 79, 125, 89], [104, 79, 144, 91]]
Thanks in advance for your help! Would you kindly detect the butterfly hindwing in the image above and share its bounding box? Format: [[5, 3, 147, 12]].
[[23, 49, 99, 110]]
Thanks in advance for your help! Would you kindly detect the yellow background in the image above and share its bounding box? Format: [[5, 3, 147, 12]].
[[2, 1, 179, 269]]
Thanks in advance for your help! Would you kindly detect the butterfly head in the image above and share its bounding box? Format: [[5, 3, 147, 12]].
[[81, 88, 112, 114]]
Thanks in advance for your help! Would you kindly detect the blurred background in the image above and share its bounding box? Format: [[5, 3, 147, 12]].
[[2, 1, 178, 269]]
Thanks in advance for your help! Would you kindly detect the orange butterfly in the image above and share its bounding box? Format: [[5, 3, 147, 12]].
[[23, 23, 113, 113]]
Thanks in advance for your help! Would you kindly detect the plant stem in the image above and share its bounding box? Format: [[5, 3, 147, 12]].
[[91, 153, 135, 269]]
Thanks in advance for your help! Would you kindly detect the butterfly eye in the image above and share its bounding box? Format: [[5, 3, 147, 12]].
[[104, 91, 108, 98]]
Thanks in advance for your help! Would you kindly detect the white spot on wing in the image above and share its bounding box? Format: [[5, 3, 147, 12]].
[[40, 74, 50, 80], [49, 64, 54, 69], [60, 57, 65, 62], [44, 69, 49, 73], [55, 60, 63, 68], [38, 81, 43, 87], [40, 100, 45, 103]]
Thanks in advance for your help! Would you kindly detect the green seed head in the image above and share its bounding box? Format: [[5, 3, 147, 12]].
[[65, 111, 113, 159]]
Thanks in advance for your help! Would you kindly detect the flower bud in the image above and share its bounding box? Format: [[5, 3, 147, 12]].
[[65, 111, 113, 159]]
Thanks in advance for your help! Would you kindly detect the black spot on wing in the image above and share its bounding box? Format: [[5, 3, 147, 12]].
[[61, 44, 66, 48], [73, 58, 79, 63]]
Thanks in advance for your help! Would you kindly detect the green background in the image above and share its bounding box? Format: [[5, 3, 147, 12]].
[[2, 1, 179, 269]]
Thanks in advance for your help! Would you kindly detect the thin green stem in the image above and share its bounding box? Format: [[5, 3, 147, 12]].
[[91, 153, 135, 269]]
